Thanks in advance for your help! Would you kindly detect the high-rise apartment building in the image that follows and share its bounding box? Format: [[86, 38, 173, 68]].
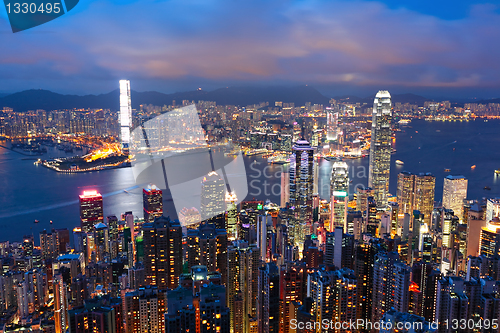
[[142, 216, 182, 289], [227, 242, 260, 333], [186, 223, 228, 285], [372, 252, 410, 321], [279, 263, 305, 333], [79, 190, 104, 233], [40, 229, 60, 260], [368, 91, 392, 207], [123, 286, 167, 333]]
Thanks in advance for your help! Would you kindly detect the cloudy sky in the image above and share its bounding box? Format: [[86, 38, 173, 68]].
[[1, 0, 500, 98]]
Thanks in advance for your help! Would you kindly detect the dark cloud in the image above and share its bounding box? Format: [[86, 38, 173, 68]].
[[0, 0, 499, 97]]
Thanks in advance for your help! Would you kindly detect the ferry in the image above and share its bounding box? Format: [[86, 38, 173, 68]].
[[395, 160, 404, 166], [244, 148, 268, 156], [267, 154, 290, 164], [324, 155, 342, 162]]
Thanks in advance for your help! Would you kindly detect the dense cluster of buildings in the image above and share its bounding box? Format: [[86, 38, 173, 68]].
[[0, 89, 499, 333]]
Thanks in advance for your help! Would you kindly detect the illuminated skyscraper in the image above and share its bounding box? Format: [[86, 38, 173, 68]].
[[326, 107, 339, 141], [227, 242, 259, 333], [289, 139, 315, 248], [397, 171, 415, 215], [443, 175, 468, 221], [143, 185, 163, 222], [79, 190, 103, 233], [480, 217, 500, 257], [40, 229, 59, 260], [186, 223, 228, 285], [413, 173, 436, 226], [372, 252, 411, 321], [124, 286, 167, 333], [368, 90, 392, 207], [119, 79, 132, 153], [54, 274, 69, 333], [330, 161, 349, 232], [486, 197, 500, 223], [200, 171, 225, 221], [279, 264, 305, 333], [143, 216, 182, 289], [225, 191, 238, 240], [93, 222, 109, 262]]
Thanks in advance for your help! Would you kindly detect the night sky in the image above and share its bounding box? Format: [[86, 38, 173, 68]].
[[1, 0, 500, 98]]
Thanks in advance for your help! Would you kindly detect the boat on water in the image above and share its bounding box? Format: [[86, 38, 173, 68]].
[[471, 165, 476, 170], [495, 169, 500, 175], [34, 219, 39, 224], [444, 168, 451, 172], [267, 153, 290, 164], [395, 160, 404, 165], [324, 155, 342, 161], [484, 186, 491, 190]]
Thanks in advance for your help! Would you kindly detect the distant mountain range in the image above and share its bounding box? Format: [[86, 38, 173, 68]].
[[0, 86, 497, 112], [0, 86, 331, 112], [334, 93, 429, 106]]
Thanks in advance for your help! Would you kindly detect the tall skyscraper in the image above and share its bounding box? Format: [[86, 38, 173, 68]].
[[397, 171, 415, 215], [330, 161, 349, 232], [143, 185, 163, 222], [142, 216, 182, 289], [227, 242, 259, 333], [54, 274, 69, 333], [79, 190, 103, 233], [186, 223, 228, 285], [372, 252, 411, 321], [119, 79, 132, 153], [368, 90, 392, 207], [413, 173, 436, 226], [40, 229, 59, 260], [124, 286, 167, 333], [225, 191, 238, 240], [289, 139, 315, 248], [443, 175, 468, 221], [200, 171, 225, 221], [279, 264, 305, 333], [326, 107, 339, 141], [93, 222, 109, 262]]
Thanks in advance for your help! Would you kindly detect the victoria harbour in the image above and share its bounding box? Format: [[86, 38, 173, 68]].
[[1, 118, 499, 242]]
